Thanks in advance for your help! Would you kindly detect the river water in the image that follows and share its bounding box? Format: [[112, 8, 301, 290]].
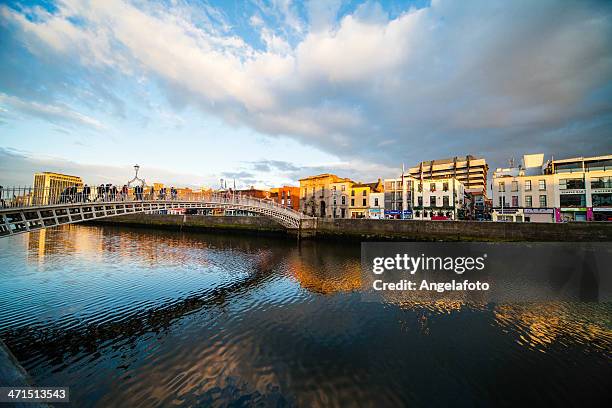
[[0, 224, 610, 407]]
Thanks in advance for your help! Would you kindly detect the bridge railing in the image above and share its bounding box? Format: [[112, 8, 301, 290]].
[[0, 186, 308, 219]]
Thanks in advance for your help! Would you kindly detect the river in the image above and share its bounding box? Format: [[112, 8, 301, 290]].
[[0, 224, 610, 407]]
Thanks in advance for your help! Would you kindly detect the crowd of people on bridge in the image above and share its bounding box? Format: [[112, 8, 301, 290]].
[[55, 184, 182, 204]]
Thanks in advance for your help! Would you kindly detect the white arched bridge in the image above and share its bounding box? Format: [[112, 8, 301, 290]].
[[0, 186, 313, 238]]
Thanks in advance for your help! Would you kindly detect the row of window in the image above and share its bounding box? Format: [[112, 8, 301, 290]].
[[499, 195, 548, 207], [417, 196, 451, 207], [499, 180, 547, 192], [498, 177, 612, 193], [417, 182, 450, 192], [498, 192, 612, 208]]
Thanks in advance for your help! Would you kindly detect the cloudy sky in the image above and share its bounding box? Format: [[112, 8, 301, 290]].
[[1, 0, 611, 189]]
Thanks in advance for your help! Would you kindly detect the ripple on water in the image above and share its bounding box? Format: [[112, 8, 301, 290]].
[[0, 225, 610, 407]]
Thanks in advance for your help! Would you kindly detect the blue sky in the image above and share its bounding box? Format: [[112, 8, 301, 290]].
[[1, 0, 611, 188]]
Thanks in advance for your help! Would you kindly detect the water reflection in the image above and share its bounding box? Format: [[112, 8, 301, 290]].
[[0, 225, 610, 407]]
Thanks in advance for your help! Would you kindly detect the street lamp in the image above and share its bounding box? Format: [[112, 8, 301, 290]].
[[128, 164, 146, 188]]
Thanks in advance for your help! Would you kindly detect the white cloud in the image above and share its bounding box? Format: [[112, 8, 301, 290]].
[[0, 93, 105, 129], [1, 0, 611, 172]]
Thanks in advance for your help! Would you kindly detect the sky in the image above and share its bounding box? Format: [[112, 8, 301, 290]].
[[1, 0, 611, 189]]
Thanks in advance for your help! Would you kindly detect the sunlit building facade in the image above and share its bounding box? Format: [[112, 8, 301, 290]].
[[32, 172, 83, 205], [492, 154, 612, 222]]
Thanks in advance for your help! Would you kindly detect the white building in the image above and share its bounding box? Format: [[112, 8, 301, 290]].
[[412, 177, 465, 220], [492, 154, 612, 222], [369, 192, 384, 219]]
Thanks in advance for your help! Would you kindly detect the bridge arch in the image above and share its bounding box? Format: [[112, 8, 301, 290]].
[[0, 196, 310, 238]]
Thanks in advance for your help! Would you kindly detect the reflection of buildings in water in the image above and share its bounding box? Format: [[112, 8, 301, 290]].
[[287, 243, 361, 294], [493, 303, 612, 350], [24, 223, 295, 270], [27, 225, 105, 265]]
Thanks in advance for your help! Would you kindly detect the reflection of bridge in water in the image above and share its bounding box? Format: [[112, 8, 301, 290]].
[[0, 187, 312, 237]]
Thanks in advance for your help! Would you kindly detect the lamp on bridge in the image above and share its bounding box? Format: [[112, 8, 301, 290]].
[[128, 164, 146, 188]]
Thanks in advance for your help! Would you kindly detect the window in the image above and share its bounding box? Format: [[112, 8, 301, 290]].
[[560, 194, 586, 207], [443, 182, 449, 192], [586, 159, 612, 172], [539, 195, 547, 207], [341, 185, 346, 191], [341, 196, 346, 205], [333, 199, 337, 205], [443, 196, 449, 207], [430, 183, 436, 192], [362, 199, 367, 206], [559, 179, 585, 190], [538, 180, 546, 191], [511, 181, 518, 192], [591, 177, 612, 189], [499, 182, 505, 192], [431, 196, 437, 207], [525, 180, 531, 191], [362, 190, 366, 196], [555, 161, 582, 173], [374, 198, 379, 206], [418, 196, 423, 207], [525, 196, 532, 207], [499, 196, 506, 206], [511, 196, 518, 207], [351, 199, 355, 206], [332, 186, 336, 191], [351, 190, 355, 196], [592, 193, 612, 207], [287, 191, 291, 197]]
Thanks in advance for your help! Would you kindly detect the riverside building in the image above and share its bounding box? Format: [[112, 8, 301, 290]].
[[349, 180, 383, 218], [492, 153, 612, 222], [383, 177, 413, 219], [272, 186, 300, 211], [408, 155, 488, 198], [32, 172, 83, 205], [299, 174, 354, 218], [412, 177, 465, 220]]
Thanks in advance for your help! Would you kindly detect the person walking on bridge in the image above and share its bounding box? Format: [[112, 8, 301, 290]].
[[97, 184, 105, 202], [0, 185, 5, 208], [83, 184, 91, 202]]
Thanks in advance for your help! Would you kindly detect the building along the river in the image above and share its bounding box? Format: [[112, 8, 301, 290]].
[[349, 180, 383, 218], [383, 177, 413, 219], [369, 191, 384, 219], [272, 186, 300, 211], [299, 174, 354, 218], [492, 153, 612, 222], [412, 177, 465, 220], [32, 172, 83, 205], [408, 155, 489, 199]]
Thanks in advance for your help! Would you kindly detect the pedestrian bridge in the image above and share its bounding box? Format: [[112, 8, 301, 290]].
[[0, 189, 311, 237]]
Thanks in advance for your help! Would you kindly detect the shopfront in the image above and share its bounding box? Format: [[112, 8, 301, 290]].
[[559, 207, 588, 222], [384, 209, 400, 219], [523, 208, 554, 223], [492, 208, 523, 222], [593, 207, 612, 221], [369, 208, 383, 219]]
